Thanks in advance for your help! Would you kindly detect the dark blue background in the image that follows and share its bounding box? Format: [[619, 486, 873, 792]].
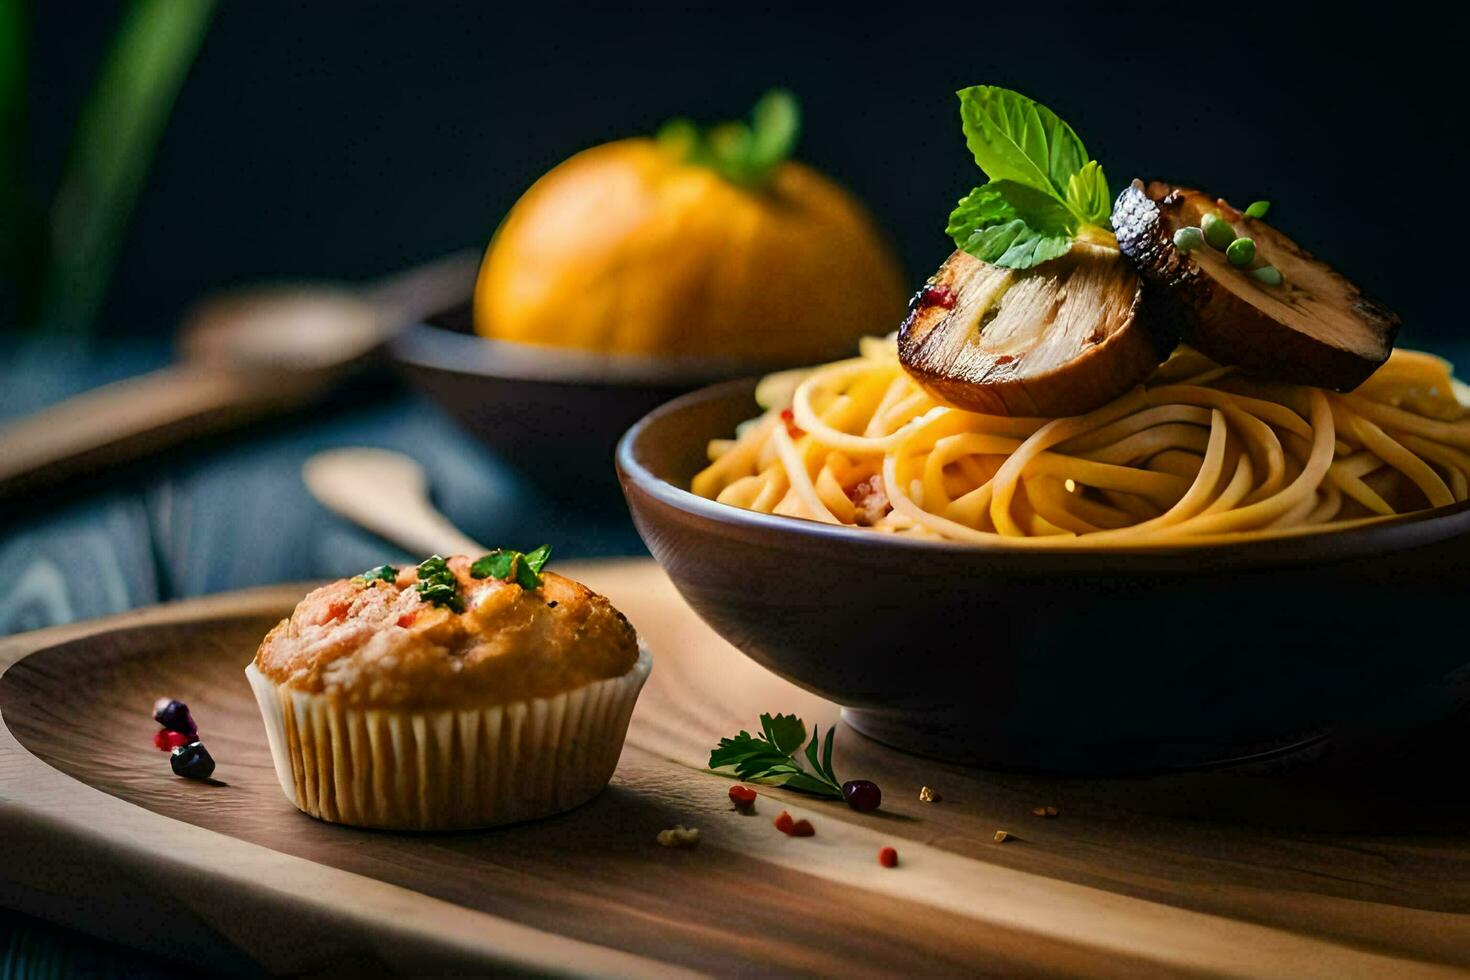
[[19, 2, 1466, 348]]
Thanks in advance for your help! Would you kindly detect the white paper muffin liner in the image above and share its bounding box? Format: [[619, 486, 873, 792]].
[[245, 646, 651, 830]]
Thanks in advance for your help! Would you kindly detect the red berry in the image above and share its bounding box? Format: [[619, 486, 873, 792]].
[[879, 846, 898, 868], [728, 785, 757, 809], [773, 811, 795, 835], [789, 818, 815, 837], [842, 779, 882, 812], [153, 729, 193, 751]]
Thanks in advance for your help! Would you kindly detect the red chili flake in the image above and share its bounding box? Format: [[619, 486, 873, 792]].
[[789, 818, 815, 837], [773, 811, 795, 835], [779, 407, 805, 439], [994, 354, 1015, 366], [728, 785, 758, 811], [153, 729, 193, 752], [878, 846, 898, 868], [396, 611, 417, 628], [847, 475, 891, 527], [922, 283, 957, 310]]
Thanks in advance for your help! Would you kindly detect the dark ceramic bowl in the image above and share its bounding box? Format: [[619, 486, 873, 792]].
[[390, 305, 790, 501], [617, 378, 1470, 773]]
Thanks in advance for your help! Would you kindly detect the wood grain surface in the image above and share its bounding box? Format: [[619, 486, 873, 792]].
[[1, 560, 1468, 976]]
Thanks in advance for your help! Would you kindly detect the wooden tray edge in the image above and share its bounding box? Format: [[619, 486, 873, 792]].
[[0, 585, 689, 977]]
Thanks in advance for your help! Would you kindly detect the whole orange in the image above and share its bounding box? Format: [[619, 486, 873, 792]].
[[475, 106, 906, 363]]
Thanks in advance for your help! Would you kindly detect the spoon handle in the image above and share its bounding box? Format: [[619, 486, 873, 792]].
[[0, 364, 315, 504], [303, 448, 486, 559]]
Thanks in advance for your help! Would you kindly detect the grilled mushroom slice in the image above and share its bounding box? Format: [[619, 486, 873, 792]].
[[1113, 180, 1400, 390], [897, 245, 1165, 417]]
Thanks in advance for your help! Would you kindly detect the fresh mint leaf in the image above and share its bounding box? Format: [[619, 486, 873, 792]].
[[949, 86, 1115, 269], [957, 85, 1089, 201], [1065, 160, 1112, 226], [946, 184, 1017, 243], [963, 218, 1074, 269]]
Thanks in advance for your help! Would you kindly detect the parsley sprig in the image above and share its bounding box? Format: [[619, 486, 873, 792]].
[[357, 564, 397, 584], [414, 554, 463, 612], [709, 713, 843, 799], [470, 544, 552, 591]]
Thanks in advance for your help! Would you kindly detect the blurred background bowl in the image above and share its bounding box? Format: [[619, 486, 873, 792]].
[[390, 304, 796, 502], [617, 378, 1470, 774]]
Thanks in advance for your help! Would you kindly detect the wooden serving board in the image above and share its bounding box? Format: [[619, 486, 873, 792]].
[[1, 560, 1467, 976]]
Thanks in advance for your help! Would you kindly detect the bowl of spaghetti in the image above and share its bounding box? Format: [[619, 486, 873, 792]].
[[616, 337, 1470, 772]]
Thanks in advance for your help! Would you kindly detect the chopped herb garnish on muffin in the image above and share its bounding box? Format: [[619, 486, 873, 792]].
[[357, 564, 397, 584], [470, 544, 553, 591], [415, 555, 464, 612]]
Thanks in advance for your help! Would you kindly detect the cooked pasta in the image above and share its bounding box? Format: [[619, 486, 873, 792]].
[[692, 337, 1470, 547]]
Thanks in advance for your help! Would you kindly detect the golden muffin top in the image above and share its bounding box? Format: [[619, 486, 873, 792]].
[[253, 555, 639, 710]]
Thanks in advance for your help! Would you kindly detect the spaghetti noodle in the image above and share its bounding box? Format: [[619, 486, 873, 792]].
[[692, 337, 1470, 547]]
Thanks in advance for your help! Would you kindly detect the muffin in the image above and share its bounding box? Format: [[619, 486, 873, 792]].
[[246, 550, 649, 830]]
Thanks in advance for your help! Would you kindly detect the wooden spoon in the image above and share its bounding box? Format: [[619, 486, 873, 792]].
[[302, 447, 485, 558], [0, 250, 478, 504]]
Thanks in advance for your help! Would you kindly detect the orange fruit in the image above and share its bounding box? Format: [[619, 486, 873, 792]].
[[475, 136, 906, 363]]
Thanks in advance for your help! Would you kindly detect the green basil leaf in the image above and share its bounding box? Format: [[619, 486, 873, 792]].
[[759, 712, 807, 755], [957, 85, 1089, 200], [961, 218, 1073, 270], [1064, 160, 1112, 227]]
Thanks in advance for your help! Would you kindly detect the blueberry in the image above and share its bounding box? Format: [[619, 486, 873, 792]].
[[842, 779, 882, 812], [170, 742, 215, 780], [153, 698, 197, 735]]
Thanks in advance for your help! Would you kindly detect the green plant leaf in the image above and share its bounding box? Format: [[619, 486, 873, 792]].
[[759, 712, 807, 754], [470, 550, 516, 580], [1065, 160, 1112, 226], [709, 713, 846, 799], [523, 544, 553, 573], [946, 184, 1017, 243], [655, 88, 800, 189], [962, 219, 1073, 269], [39, 0, 217, 333], [948, 180, 1075, 270], [746, 88, 799, 174], [957, 85, 1089, 200], [768, 771, 843, 798]]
